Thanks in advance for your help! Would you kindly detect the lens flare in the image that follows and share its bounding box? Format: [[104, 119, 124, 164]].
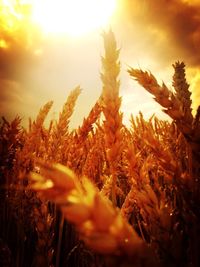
[[31, 0, 117, 36], [0, 39, 9, 49], [0, 0, 117, 37]]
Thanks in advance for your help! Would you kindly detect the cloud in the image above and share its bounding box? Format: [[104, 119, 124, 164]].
[[115, 0, 200, 116], [0, 1, 198, 126], [0, 34, 40, 81], [0, 15, 44, 122], [0, 79, 23, 119], [119, 0, 200, 67]]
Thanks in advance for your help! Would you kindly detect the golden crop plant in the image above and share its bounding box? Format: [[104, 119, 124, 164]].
[[0, 31, 200, 267]]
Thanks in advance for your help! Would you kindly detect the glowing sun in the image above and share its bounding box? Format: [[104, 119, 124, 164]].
[[31, 0, 117, 36]]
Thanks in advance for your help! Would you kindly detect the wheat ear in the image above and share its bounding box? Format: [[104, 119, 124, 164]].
[[30, 161, 159, 266], [101, 30, 123, 205]]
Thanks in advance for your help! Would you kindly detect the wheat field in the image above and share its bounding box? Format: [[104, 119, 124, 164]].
[[0, 30, 200, 267]]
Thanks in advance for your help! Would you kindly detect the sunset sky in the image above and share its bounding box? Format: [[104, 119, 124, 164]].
[[0, 0, 199, 128]]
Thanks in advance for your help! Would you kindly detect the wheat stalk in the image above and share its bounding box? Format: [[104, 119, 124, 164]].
[[101, 30, 124, 205]]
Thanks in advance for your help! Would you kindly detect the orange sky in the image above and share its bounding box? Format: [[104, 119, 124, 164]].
[[0, 0, 199, 128]]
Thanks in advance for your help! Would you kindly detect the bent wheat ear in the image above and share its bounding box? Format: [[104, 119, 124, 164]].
[[128, 68, 182, 118], [30, 161, 158, 265], [128, 65, 194, 136], [128, 64, 200, 197]]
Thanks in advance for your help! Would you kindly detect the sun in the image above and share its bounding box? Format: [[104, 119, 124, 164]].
[[31, 0, 117, 36]]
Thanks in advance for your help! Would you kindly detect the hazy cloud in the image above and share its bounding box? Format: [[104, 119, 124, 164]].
[[0, 1, 199, 124], [121, 0, 200, 66]]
